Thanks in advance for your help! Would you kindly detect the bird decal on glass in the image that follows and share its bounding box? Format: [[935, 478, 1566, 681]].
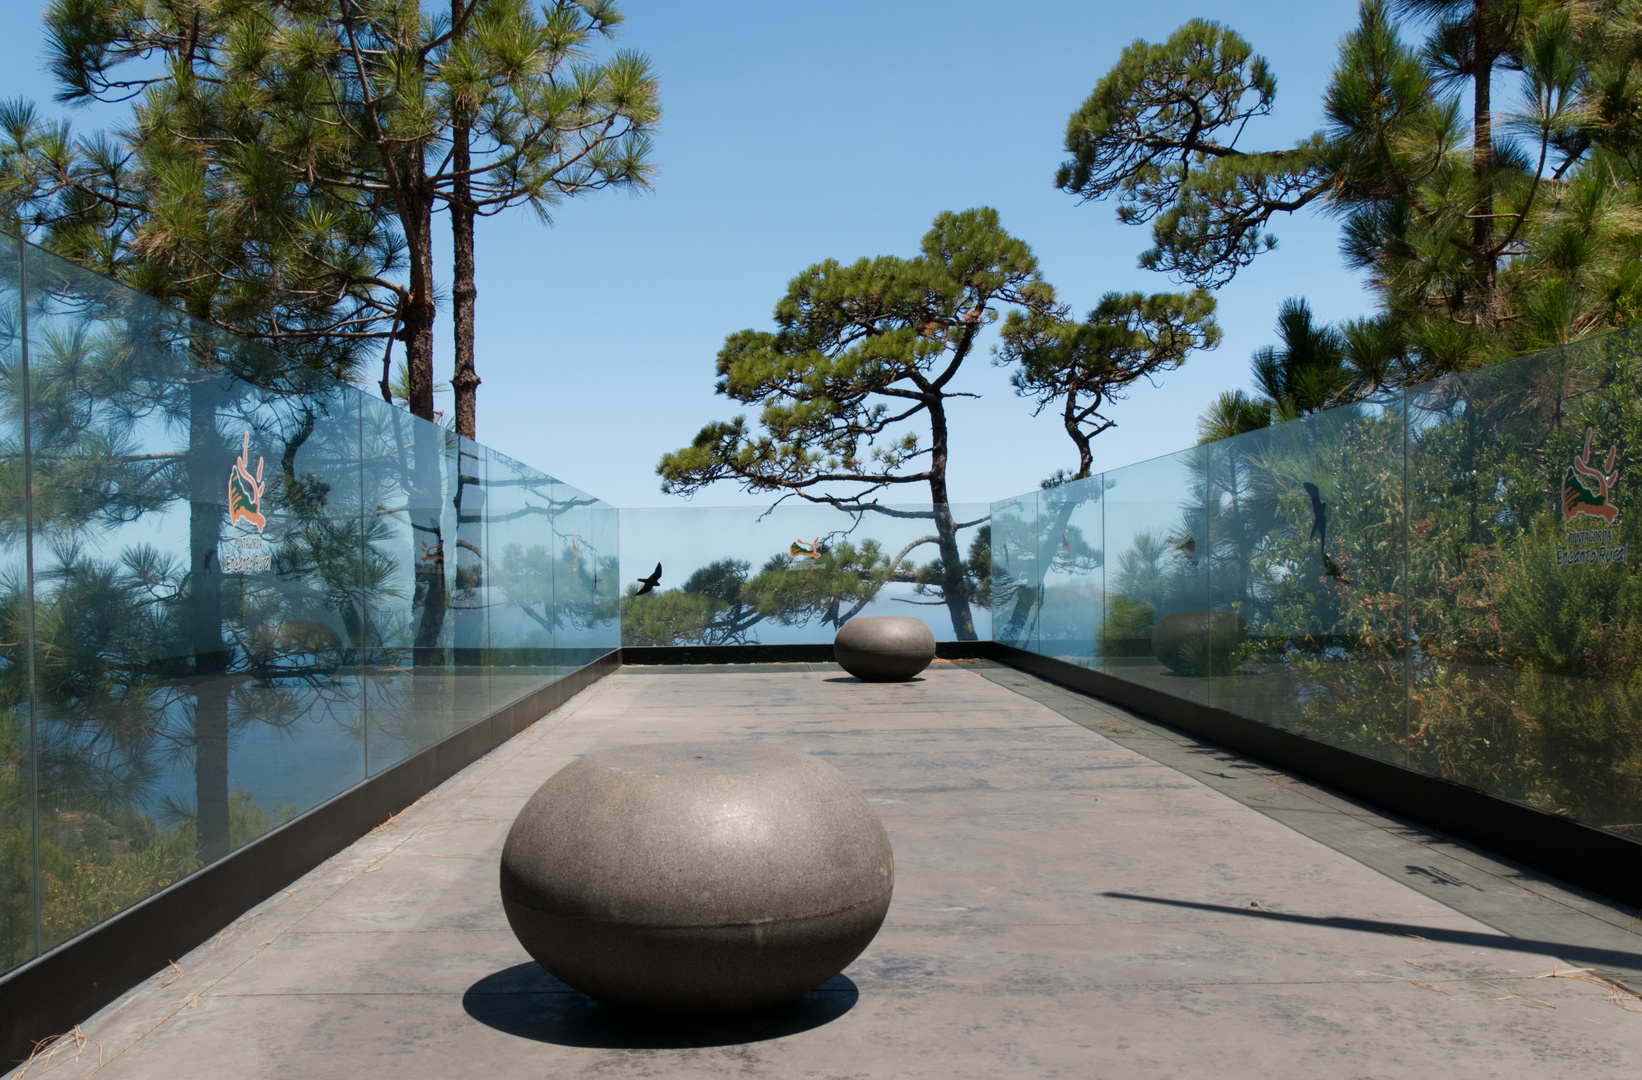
[[1303, 482, 1328, 549], [1304, 482, 1352, 587], [635, 563, 663, 595]]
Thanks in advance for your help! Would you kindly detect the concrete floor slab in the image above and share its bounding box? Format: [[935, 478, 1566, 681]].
[[9, 663, 1641, 1079]]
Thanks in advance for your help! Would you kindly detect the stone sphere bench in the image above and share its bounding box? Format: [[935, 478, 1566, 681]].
[[833, 616, 936, 681], [499, 742, 894, 1015]]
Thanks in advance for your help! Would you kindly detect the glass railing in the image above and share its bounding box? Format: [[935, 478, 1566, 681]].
[[11, 211, 1641, 988], [619, 502, 992, 646], [993, 325, 1642, 848], [0, 234, 618, 978]]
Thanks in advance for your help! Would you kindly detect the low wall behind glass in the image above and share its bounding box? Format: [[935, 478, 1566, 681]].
[[992, 327, 1642, 850], [620, 503, 993, 644], [0, 235, 617, 979]]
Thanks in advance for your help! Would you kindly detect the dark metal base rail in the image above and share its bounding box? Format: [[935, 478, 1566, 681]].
[[6, 639, 1638, 1068], [617, 641, 994, 666]]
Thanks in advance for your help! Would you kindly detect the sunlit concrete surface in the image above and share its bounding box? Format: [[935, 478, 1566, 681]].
[[10, 661, 1642, 1079]]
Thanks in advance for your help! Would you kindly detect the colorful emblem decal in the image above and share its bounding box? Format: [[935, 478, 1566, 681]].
[[789, 537, 823, 560], [1556, 426, 1627, 568], [228, 431, 267, 533], [1561, 426, 1620, 526]]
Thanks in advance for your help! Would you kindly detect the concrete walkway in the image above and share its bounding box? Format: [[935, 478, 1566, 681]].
[[11, 662, 1642, 1079]]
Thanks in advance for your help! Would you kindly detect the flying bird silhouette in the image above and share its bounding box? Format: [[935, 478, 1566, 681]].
[[635, 562, 662, 596], [1303, 482, 1328, 549]]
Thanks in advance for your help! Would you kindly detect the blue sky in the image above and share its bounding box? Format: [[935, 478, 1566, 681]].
[[4, 0, 1377, 507]]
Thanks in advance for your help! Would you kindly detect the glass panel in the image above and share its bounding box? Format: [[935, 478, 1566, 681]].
[[359, 393, 449, 773], [1038, 475, 1105, 666], [15, 240, 371, 955], [1205, 398, 1408, 764], [551, 477, 618, 668], [234, 371, 366, 824], [481, 447, 559, 711], [1098, 448, 1211, 704], [619, 503, 991, 645], [0, 234, 609, 969], [1407, 334, 1641, 839], [444, 434, 488, 726], [0, 233, 36, 975], [987, 327, 1642, 848], [990, 490, 1039, 650]]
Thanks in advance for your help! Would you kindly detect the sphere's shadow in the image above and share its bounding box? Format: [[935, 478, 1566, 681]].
[[821, 676, 925, 683], [462, 963, 859, 1048]]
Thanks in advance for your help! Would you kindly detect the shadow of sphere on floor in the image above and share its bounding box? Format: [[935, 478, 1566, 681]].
[[821, 676, 925, 683], [462, 963, 859, 1048]]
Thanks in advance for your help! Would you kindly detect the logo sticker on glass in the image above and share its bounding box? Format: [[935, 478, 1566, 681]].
[[223, 432, 273, 572], [228, 431, 267, 533], [1557, 426, 1625, 567]]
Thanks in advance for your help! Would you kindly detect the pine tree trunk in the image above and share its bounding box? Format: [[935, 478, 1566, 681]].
[[449, 1, 482, 666], [1066, 394, 1094, 479], [927, 401, 977, 640], [401, 194, 438, 424], [1472, 0, 1495, 295], [450, 30, 480, 442]]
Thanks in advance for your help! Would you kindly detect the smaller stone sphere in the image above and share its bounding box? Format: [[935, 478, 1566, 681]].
[[500, 742, 894, 1015], [833, 616, 937, 681]]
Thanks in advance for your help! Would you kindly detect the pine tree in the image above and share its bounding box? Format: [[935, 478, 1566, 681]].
[[999, 288, 1220, 480], [1057, 1, 1642, 375], [35, 0, 658, 435], [659, 209, 1059, 641]]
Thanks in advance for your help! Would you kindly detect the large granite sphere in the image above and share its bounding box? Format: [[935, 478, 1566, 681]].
[[833, 616, 937, 681], [500, 742, 894, 1015], [1151, 610, 1249, 676]]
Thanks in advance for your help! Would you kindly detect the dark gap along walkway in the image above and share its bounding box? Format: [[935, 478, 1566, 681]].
[[9, 661, 1642, 1079]]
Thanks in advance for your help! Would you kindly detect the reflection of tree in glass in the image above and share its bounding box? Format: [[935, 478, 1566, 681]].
[[440, 456, 620, 655], [0, 265, 390, 968], [994, 482, 1107, 647], [490, 539, 619, 643]]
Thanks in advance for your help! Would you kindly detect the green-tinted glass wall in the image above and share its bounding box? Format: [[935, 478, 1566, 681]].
[[993, 327, 1642, 850]]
